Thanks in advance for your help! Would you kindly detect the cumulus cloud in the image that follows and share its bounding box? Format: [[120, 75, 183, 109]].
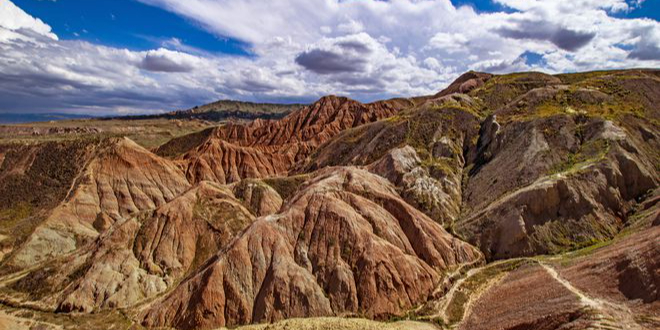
[[471, 55, 529, 73], [139, 49, 198, 72], [629, 41, 660, 60], [0, 0, 57, 40], [296, 49, 367, 74], [627, 27, 660, 60], [496, 20, 596, 51], [295, 33, 374, 74], [1, 0, 660, 115]]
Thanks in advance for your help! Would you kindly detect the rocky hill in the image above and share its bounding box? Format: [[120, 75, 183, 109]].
[[116, 100, 305, 122], [0, 69, 658, 330]]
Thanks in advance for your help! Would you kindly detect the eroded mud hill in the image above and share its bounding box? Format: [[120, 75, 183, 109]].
[[0, 69, 658, 330]]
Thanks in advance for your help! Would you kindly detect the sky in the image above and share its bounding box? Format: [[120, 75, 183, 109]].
[[0, 0, 659, 115]]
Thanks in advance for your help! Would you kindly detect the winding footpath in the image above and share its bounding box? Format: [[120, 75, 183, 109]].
[[539, 262, 641, 330]]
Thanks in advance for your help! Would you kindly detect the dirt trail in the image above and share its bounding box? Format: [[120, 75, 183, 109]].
[[540, 262, 642, 330], [418, 259, 513, 324], [540, 263, 602, 309]]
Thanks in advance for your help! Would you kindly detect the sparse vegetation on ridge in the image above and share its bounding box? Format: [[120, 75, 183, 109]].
[[0, 69, 658, 330]]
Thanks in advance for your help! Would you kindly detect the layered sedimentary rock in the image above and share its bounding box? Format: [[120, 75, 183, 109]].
[[182, 96, 411, 184], [458, 115, 657, 259], [561, 224, 660, 321], [0, 140, 99, 267], [8, 137, 191, 268], [299, 107, 481, 226], [142, 167, 482, 329], [10, 181, 256, 312], [0, 69, 658, 330], [433, 71, 493, 97], [232, 179, 283, 216]]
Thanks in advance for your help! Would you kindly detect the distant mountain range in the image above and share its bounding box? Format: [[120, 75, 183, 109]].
[[0, 112, 93, 124], [0, 100, 306, 125], [113, 100, 306, 121]]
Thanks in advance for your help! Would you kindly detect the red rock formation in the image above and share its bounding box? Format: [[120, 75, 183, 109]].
[[52, 182, 256, 312], [182, 96, 410, 184], [458, 263, 589, 330], [8, 137, 191, 268], [561, 224, 660, 317], [434, 71, 493, 98], [141, 167, 482, 329], [232, 179, 283, 216]]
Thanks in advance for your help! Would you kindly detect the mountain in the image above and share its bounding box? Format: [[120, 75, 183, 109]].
[[0, 100, 304, 151], [0, 69, 658, 330], [117, 100, 306, 122]]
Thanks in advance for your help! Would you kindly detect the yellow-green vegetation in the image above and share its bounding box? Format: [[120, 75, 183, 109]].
[[421, 156, 457, 177], [427, 95, 482, 118], [530, 215, 619, 256], [404, 108, 477, 179], [405, 109, 450, 154], [468, 70, 658, 126], [469, 72, 560, 116], [0, 304, 137, 330], [0, 202, 31, 233], [555, 70, 615, 85], [546, 197, 657, 268], [0, 118, 214, 149], [548, 139, 610, 175], [541, 98, 643, 123], [263, 174, 311, 200], [438, 258, 532, 327], [194, 199, 252, 235]]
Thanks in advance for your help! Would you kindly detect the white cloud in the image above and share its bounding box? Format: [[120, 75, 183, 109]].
[[1, 0, 659, 115], [0, 0, 57, 40]]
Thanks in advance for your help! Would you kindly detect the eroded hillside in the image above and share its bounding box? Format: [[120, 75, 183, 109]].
[[0, 69, 658, 330]]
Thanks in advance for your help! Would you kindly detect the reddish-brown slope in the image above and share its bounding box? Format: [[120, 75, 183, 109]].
[[182, 96, 411, 184], [142, 167, 482, 329], [561, 225, 660, 322], [458, 223, 659, 330], [9, 181, 261, 313], [8, 137, 192, 268]]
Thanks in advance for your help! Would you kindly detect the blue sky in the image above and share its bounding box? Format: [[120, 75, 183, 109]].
[[1, 0, 659, 115], [15, 0, 657, 56], [13, 0, 248, 55]]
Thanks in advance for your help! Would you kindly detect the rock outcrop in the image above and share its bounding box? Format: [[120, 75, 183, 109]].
[[11, 181, 257, 312], [232, 179, 283, 216], [458, 114, 657, 259], [458, 223, 659, 330], [142, 167, 482, 329], [0, 69, 658, 330], [181, 96, 411, 184], [0, 140, 98, 267], [561, 224, 659, 317], [434, 71, 493, 97], [8, 137, 191, 268], [299, 107, 481, 226]]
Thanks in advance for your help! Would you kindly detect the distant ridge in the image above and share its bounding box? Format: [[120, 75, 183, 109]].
[[0, 113, 93, 124], [113, 99, 306, 121]]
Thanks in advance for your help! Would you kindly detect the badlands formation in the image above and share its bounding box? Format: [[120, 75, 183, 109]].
[[0, 69, 658, 330]]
